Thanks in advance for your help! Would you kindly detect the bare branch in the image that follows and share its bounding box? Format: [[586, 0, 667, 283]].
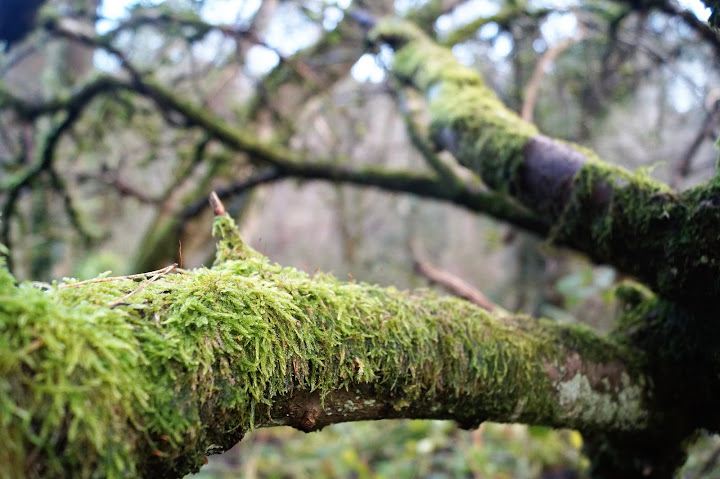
[[671, 101, 720, 189], [521, 37, 580, 123], [410, 240, 495, 311]]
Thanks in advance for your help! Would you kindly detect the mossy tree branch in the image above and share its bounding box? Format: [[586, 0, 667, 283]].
[[1, 213, 662, 478], [365, 22, 720, 475], [370, 20, 720, 304]]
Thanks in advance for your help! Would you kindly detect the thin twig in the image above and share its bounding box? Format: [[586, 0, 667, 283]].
[[51, 17, 145, 84], [522, 37, 579, 123], [108, 263, 177, 308], [80, 169, 162, 204], [209, 191, 226, 216], [409, 241, 495, 312], [183, 169, 283, 220], [59, 264, 177, 289], [49, 167, 99, 245], [671, 102, 720, 189], [392, 84, 458, 184]]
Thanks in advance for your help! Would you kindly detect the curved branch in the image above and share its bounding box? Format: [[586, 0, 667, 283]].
[[0, 75, 126, 120], [440, 7, 553, 47], [410, 239, 495, 311], [183, 161, 548, 237], [33, 75, 545, 235], [521, 37, 580, 123], [48, 167, 99, 244], [671, 101, 720, 188], [603, 1, 720, 58], [1, 71, 548, 275], [393, 84, 461, 184], [1, 103, 87, 264], [654, 0, 720, 58]]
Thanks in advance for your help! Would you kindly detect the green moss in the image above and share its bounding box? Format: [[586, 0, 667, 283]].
[[427, 81, 537, 194], [212, 215, 264, 264], [551, 158, 673, 249], [0, 265, 150, 477]]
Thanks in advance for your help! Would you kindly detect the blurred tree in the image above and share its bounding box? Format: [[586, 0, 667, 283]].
[[0, 0, 46, 50], [2, 0, 720, 478]]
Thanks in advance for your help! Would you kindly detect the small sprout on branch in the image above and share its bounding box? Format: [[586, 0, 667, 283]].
[[210, 191, 264, 264]]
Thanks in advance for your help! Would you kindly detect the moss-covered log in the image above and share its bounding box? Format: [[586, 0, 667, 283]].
[[370, 20, 720, 305], [0, 215, 657, 478]]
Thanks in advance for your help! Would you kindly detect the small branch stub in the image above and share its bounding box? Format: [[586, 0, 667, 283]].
[[209, 191, 226, 216]]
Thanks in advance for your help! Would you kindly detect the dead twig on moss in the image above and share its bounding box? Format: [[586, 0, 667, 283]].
[[108, 263, 177, 308], [59, 264, 178, 289]]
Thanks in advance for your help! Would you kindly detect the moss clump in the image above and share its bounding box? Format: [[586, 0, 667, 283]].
[[0, 261, 150, 478], [550, 158, 673, 250]]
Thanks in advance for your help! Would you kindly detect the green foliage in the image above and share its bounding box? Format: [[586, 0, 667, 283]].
[[195, 421, 587, 479]]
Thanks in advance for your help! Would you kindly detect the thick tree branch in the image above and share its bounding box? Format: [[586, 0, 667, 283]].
[[1, 214, 655, 478]]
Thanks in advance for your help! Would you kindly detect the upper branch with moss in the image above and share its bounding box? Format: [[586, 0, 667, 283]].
[[371, 19, 720, 304]]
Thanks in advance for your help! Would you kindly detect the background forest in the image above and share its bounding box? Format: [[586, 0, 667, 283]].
[[2, 0, 720, 477]]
